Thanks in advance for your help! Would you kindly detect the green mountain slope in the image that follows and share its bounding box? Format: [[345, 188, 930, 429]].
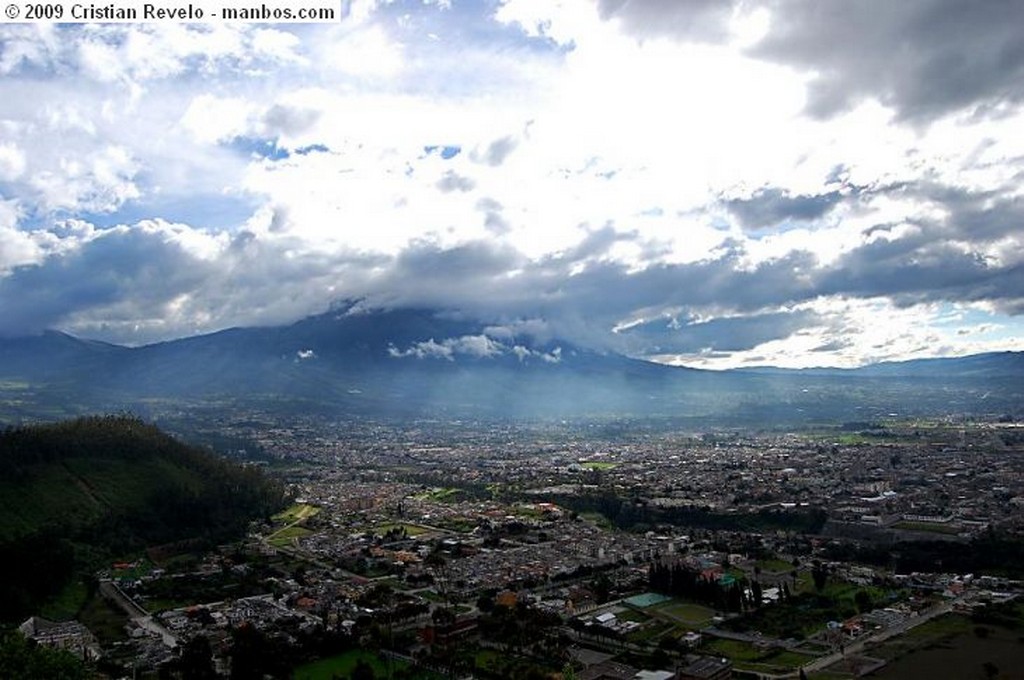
[[0, 416, 286, 622]]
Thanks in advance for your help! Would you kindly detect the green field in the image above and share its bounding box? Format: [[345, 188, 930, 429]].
[[39, 579, 89, 622], [294, 649, 440, 680], [294, 650, 392, 680], [580, 461, 618, 470], [870, 618, 1023, 679], [755, 558, 796, 573], [273, 503, 320, 523], [655, 601, 716, 627], [704, 638, 814, 672], [580, 511, 614, 530], [414, 487, 464, 502], [627, 620, 676, 643], [268, 525, 312, 547]]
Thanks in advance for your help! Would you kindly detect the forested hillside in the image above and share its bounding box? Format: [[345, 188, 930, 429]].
[[0, 416, 286, 621]]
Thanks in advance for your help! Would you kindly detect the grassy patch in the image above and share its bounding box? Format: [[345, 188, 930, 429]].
[[293, 649, 392, 680], [272, 503, 319, 524], [475, 648, 502, 671], [870, 616, 1023, 680], [705, 638, 813, 671], [626, 620, 676, 643], [38, 579, 89, 622], [77, 590, 131, 644], [876, 612, 971, 657], [294, 649, 441, 680], [755, 558, 796, 573], [705, 638, 763, 661], [268, 526, 312, 547], [580, 461, 618, 470], [656, 601, 716, 627], [616, 608, 650, 623], [580, 511, 614, 530], [414, 488, 463, 503]]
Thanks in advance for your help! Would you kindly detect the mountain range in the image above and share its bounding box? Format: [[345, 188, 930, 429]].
[[1, 306, 1021, 423]]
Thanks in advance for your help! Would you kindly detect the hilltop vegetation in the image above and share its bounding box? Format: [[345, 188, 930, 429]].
[[0, 416, 286, 622]]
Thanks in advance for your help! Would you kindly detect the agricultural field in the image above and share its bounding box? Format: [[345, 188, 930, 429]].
[[272, 503, 320, 524], [413, 487, 464, 502], [294, 649, 441, 680], [268, 526, 313, 548], [870, 619, 1024, 679], [580, 461, 618, 470], [652, 601, 717, 628], [704, 638, 815, 672]]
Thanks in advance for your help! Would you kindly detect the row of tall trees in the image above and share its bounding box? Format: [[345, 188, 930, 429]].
[[552, 491, 828, 534], [648, 561, 763, 613]]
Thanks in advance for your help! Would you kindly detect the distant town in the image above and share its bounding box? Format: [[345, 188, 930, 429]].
[[17, 413, 1024, 679]]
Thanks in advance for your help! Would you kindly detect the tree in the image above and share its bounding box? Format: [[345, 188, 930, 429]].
[[177, 636, 216, 680], [476, 594, 495, 613], [751, 580, 763, 608], [0, 632, 87, 680], [592, 574, 612, 604], [811, 560, 828, 592], [854, 590, 872, 613], [229, 624, 288, 679], [425, 551, 453, 609], [351, 659, 376, 680]]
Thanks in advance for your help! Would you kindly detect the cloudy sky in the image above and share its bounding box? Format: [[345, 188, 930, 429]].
[[1, 0, 1023, 368]]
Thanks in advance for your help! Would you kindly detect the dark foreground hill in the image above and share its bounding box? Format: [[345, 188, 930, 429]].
[[0, 416, 286, 622]]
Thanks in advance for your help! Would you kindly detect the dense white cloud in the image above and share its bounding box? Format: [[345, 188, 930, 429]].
[[0, 0, 1022, 368]]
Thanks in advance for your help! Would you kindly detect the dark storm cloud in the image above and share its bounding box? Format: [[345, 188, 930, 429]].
[[0, 226, 214, 336], [393, 239, 524, 281], [362, 234, 823, 354], [558, 224, 638, 261], [596, 0, 734, 42], [901, 183, 1024, 241], [616, 308, 820, 354], [811, 339, 852, 353], [599, 0, 1024, 123], [819, 235, 1024, 311], [362, 191, 1024, 353], [725, 187, 844, 229], [751, 0, 1024, 122], [5, 171, 1024, 351], [0, 222, 389, 343]]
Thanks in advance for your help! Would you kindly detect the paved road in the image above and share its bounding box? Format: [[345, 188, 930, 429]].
[[99, 579, 179, 648]]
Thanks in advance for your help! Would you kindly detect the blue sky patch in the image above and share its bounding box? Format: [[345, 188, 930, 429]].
[[424, 145, 461, 159], [229, 136, 290, 161]]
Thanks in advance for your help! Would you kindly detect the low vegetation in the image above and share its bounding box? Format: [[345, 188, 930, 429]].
[[0, 416, 287, 622]]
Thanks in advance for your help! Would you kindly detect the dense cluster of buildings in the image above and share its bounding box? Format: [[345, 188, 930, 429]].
[[18, 416, 1024, 677]]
